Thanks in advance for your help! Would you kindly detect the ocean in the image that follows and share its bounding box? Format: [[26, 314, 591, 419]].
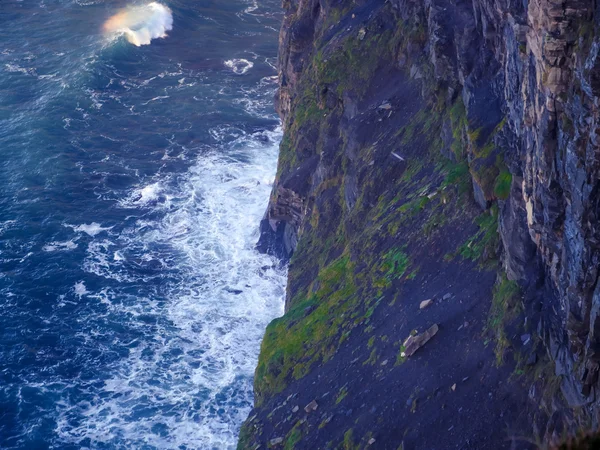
[[0, 1, 285, 448]]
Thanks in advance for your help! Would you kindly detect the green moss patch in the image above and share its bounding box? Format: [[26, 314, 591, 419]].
[[254, 253, 358, 404], [284, 421, 304, 450], [493, 169, 512, 200], [487, 275, 521, 365], [450, 205, 499, 266]]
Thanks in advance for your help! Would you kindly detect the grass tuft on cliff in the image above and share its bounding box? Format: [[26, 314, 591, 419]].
[[254, 252, 358, 405]]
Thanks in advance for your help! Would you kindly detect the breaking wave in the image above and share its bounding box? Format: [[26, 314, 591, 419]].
[[103, 2, 173, 47]]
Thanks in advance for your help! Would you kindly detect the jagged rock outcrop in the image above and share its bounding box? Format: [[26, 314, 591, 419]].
[[246, 0, 600, 447]]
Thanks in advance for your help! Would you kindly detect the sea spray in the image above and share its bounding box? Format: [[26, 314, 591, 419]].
[[103, 2, 173, 46]]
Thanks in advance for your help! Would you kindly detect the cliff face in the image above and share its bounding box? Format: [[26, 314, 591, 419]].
[[243, 0, 600, 448]]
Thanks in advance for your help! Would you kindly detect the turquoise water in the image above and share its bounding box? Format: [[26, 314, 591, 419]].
[[0, 1, 285, 448]]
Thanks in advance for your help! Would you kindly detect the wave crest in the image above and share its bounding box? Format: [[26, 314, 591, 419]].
[[103, 2, 173, 47], [224, 59, 254, 75]]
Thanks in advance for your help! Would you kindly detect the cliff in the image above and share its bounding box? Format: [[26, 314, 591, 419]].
[[241, 0, 600, 448]]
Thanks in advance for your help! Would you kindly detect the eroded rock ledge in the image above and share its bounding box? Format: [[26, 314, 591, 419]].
[[245, 0, 600, 448]]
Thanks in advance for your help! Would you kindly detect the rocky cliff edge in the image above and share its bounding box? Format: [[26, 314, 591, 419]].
[[243, 0, 600, 448]]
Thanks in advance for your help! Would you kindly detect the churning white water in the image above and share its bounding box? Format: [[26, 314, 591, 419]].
[[55, 130, 287, 448]]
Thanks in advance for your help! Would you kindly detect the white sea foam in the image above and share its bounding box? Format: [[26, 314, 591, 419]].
[[66, 222, 112, 237], [137, 182, 162, 204], [224, 59, 254, 75], [244, 0, 259, 15], [119, 181, 173, 209], [5, 63, 37, 76], [103, 2, 173, 47], [42, 239, 78, 252], [0, 220, 16, 235], [56, 129, 286, 449], [74, 281, 89, 298]]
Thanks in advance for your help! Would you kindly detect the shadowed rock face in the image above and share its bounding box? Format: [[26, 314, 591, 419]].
[[249, 0, 600, 447]]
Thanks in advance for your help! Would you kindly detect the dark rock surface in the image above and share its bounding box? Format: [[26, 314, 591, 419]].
[[242, 0, 600, 448]]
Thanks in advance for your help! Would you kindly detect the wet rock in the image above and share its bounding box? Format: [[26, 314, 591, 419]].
[[292, 406, 299, 413], [409, 64, 423, 79], [304, 400, 318, 413], [472, 178, 489, 210], [224, 288, 243, 295], [442, 293, 452, 301], [269, 437, 283, 446], [419, 299, 433, 309], [404, 324, 439, 357], [304, 305, 316, 316], [526, 352, 538, 366], [390, 151, 405, 162]]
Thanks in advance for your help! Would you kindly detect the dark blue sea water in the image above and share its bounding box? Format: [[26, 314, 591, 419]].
[[0, 1, 285, 448]]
